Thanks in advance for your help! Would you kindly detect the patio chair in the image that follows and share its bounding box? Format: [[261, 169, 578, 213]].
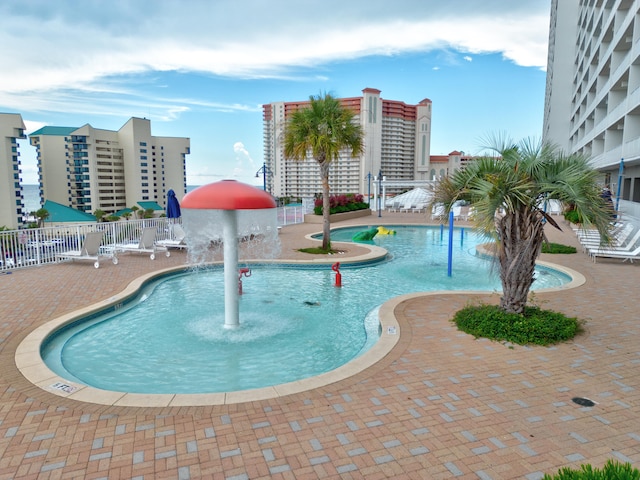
[[412, 203, 427, 213], [114, 227, 170, 260], [157, 224, 188, 250], [389, 201, 402, 212], [431, 204, 445, 220], [400, 203, 415, 213], [589, 243, 640, 263], [579, 224, 635, 252], [587, 228, 640, 261], [56, 231, 116, 268]]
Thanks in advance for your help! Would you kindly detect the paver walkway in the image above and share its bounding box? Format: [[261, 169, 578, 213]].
[[1, 212, 639, 479]]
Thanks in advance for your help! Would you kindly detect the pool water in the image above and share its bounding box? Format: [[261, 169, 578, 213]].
[[41, 226, 570, 394]]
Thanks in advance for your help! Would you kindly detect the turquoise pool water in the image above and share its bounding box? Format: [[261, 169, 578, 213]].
[[41, 226, 570, 394]]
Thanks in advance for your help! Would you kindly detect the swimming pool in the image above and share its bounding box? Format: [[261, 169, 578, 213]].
[[40, 225, 571, 395]]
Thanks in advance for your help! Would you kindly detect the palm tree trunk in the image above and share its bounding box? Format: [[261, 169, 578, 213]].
[[497, 209, 545, 314], [321, 162, 331, 250]]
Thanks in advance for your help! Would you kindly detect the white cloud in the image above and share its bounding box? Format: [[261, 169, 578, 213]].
[[464, 56, 473, 62], [0, 1, 550, 99], [232, 141, 256, 178]]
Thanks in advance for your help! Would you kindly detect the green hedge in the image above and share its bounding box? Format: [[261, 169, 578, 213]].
[[543, 460, 639, 479]]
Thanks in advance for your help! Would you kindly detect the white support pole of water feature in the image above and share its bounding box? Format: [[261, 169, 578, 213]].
[[222, 209, 240, 329]]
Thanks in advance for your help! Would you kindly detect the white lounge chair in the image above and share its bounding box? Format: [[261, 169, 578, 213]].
[[579, 224, 635, 252], [400, 203, 415, 213], [114, 227, 170, 260], [56, 231, 116, 268], [589, 244, 640, 263], [389, 201, 401, 212], [412, 203, 427, 213], [431, 204, 445, 220], [157, 224, 187, 250], [575, 221, 627, 239], [466, 206, 476, 221]]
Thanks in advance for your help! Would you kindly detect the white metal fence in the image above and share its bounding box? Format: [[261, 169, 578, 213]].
[[0, 206, 306, 272]]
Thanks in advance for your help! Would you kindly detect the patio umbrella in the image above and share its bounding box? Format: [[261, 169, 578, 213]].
[[166, 189, 181, 220]]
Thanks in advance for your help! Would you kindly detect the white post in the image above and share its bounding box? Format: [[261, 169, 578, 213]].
[[382, 176, 387, 211], [222, 210, 240, 329], [373, 177, 379, 211]]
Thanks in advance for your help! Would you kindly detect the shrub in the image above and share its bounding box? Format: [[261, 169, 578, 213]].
[[543, 459, 640, 479], [563, 208, 584, 224], [541, 243, 577, 254], [314, 194, 369, 215], [453, 304, 580, 345]]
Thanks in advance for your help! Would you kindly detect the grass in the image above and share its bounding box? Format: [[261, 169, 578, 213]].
[[298, 246, 341, 255], [541, 242, 577, 254], [453, 304, 581, 346]]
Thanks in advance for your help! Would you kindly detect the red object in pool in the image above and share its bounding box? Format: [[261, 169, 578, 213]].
[[182, 180, 276, 210]]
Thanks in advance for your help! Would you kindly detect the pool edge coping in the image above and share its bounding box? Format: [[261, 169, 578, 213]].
[[14, 233, 586, 407]]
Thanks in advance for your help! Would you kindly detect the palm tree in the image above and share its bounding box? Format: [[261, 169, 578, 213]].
[[431, 135, 613, 314], [93, 209, 106, 222], [35, 208, 49, 228], [283, 92, 364, 250]]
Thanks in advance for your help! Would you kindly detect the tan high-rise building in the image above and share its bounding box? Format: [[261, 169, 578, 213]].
[[30, 117, 190, 214], [262, 88, 432, 198], [0, 113, 27, 229], [544, 0, 640, 218]]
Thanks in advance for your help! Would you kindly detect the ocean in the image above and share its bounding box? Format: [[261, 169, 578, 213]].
[[22, 184, 40, 213]]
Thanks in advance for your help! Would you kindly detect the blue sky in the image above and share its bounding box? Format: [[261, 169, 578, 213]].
[[1, 0, 551, 187]]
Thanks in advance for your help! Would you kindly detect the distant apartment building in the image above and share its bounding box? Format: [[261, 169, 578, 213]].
[[30, 117, 190, 215], [429, 151, 476, 179], [262, 88, 433, 198], [0, 113, 27, 229], [544, 0, 640, 218]]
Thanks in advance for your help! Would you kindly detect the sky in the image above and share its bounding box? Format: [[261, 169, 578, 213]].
[[1, 0, 552, 187]]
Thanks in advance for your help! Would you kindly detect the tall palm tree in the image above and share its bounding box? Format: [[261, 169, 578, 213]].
[[283, 93, 364, 250], [431, 135, 613, 314]]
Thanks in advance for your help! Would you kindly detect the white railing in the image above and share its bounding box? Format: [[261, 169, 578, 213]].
[[0, 218, 171, 271], [277, 205, 306, 226], [1, 207, 305, 272]]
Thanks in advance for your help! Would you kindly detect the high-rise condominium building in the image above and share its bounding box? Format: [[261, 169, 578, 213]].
[[30, 117, 190, 215], [262, 88, 433, 198], [544, 0, 640, 218], [0, 113, 27, 229]]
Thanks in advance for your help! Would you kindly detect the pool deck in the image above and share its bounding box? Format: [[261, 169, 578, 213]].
[[1, 212, 640, 479]]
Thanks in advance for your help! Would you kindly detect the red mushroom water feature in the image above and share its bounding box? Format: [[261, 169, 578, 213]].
[[181, 180, 278, 329]]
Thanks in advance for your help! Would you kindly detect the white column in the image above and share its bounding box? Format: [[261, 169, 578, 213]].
[[373, 177, 379, 211], [222, 210, 240, 329], [382, 176, 387, 210]]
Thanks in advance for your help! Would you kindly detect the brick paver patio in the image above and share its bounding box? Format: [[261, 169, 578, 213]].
[[0, 212, 639, 479]]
